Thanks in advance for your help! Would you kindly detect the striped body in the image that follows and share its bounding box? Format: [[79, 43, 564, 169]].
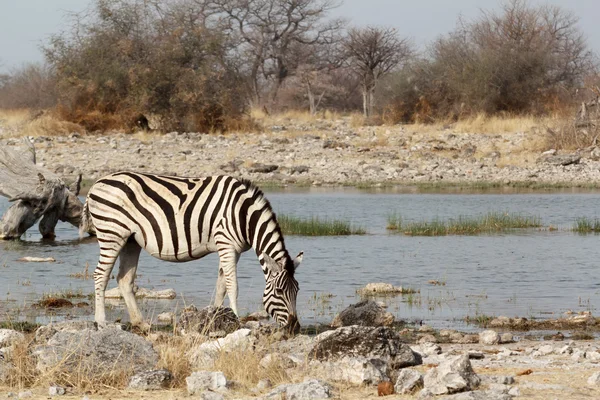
[[82, 171, 302, 331]]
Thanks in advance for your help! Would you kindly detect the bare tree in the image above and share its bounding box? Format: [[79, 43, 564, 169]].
[[343, 26, 413, 117], [209, 0, 344, 108]]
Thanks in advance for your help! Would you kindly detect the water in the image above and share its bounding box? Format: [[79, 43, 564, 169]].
[[2, 188, 600, 331]]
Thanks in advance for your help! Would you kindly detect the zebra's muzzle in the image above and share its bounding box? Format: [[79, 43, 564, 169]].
[[285, 314, 300, 335]]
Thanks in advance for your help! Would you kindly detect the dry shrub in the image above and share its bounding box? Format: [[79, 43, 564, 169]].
[[155, 333, 203, 388], [453, 113, 543, 133], [546, 119, 599, 150], [4, 335, 37, 390], [20, 114, 85, 137]]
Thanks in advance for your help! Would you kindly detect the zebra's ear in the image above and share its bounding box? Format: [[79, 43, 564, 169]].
[[263, 253, 282, 275], [293, 251, 304, 271]]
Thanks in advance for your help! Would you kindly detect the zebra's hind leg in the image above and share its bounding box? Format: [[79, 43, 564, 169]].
[[117, 240, 148, 330], [94, 234, 126, 328], [216, 248, 241, 316]]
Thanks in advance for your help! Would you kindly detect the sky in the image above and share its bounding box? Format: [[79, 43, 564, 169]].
[[0, 0, 599, 73]]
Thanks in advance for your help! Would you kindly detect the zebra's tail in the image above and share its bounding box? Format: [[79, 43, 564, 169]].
[[79, 197, 94, 238]]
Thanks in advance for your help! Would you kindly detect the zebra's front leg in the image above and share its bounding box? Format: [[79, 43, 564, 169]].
[[217, 248, 240, 316]]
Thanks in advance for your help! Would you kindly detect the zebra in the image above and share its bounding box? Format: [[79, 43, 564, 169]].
[[79, 171, 303, 333]]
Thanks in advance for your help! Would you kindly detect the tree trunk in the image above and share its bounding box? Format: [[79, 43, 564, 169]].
[[0, 139, 83, 240]]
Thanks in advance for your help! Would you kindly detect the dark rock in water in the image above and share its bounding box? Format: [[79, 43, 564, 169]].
[[34, 327, 158, 375], [536, 153, 581, 166], [179, 305, 240, 335], [331, 300, 395, 327], [309, 326, 421, 369], [128, 369, 173, 390], [33, 298, 73, 309]]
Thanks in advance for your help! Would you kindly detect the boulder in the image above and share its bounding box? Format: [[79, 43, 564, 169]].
[[423, 354, 480, 395], [309, 326, 421, 369], [34, 321, 97, 344], [331, 301, 395, 327], [186, 371, 228, 395], [104, 286, 176, 299], [179, 305, 240, 335], [356, 283, 409, 296], [395, 369, 423, 394], [536, 153, 580, 166], [479, 330, 500, 345], [262, 378, 332, 399], [0, 330, 25, 349], [310, 357, 387, 385], [34, 327, 158, 375], [188, 328, 255, 368], [128, 369, 173, 390]]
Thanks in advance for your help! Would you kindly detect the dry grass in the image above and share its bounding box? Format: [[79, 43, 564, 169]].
[[453, 113, 547, 133], [0, 109, 84, 137], [250, 108, 342, 125], [154, 332, 203, 388]]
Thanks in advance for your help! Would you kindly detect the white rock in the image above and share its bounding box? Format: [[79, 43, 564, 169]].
[[188, 328, 255, 368], [423, 354, 481, 395], [200, 392, 224, 400], [0, 329, 25, 349], [479, 330, 500, 345], [395, 369, 423, 394], [257, 378, 272, 390], [588, 371, 600, 385], [586, 351, 600, 362], [48, 386, 66, 396], [310, 357, 387, 385], [186, 371, 228, 395], [262, 378, 332, 399], [104, 286, 176, 299], [156, 312, 174, 323], [17, 392, 32, 399]]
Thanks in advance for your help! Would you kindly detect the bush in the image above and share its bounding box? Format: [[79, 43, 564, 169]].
[[44, 0, 250, 132], [0, 63, 57, 109]]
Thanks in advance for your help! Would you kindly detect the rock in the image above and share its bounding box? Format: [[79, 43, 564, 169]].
[[0, 329, 25, 349], [257, 378, 272, 390], [290, 165, 310, 174], [418, 334, 438, 344], [199, 392, 225, 400], [262, 378, 332, 399], [588, 371, 600, 385], [188, 328, 255, 368], [128, 369, 173, 390], [186, 371, 228, 395], [48, 386, 66, 396], [331, 301, 395, 327], [323, 139, 348, 149], [179, 305, 240, 335], [395, 369, 424, 394], [479, 330, 500, 345], [419, 325, 434, 333], [310, 357, 388, 385], [156, 312, 174, 323], [34, 321, 97, 344], [423, 354, 481, 395], [33, 327, 158, 375], [17, 391, 32, 399], [458, 335, 479, 344], [437, 391, 513, 400], [535, 344, 554, 356], [419, 342, 442, 356], [309, 326, 421, 369], [249, 163, 278, 173], [16, 257, 55, 262], [377, 381, 395, 396], [260, 353, 295, 369], [500, 333, 513, 344], [356, 282, 408, 296], [104, 286, 176, 299], [536, 153, 581, 166]]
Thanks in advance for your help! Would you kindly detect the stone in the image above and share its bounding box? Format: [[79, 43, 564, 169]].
[[418, 334, 438, 344], [395, 369, 423, 394], [128, 369, 173, 390], [249, 163, 278, 173], [437, 391, 513, 400], [330, 301, 395, 327], [309, 326, 421, 369], [479, 330, 500, 345], [262, 378, 332, 399], [260, 353, 295, 369], [500, 333, 513, 344], [423, 354, 481, 395], [458, 335, 479, 344], [199, 392, 224, 400], [0, 330, 25, 349], [290, 165, 310, 174], [310, 357, 388, 385], [104, 286, 176, 299], [186, 371, 228, 395], [257, 378, 272, 390], [588, 371, 600, 385], [33, 327, 158, 375], [156, 312, 174, 323], [537, 153, 581, 166], [48, 386, 66, 396], [189, 328, 255, 368], [419, 342, 442, 356], [17, 391, 32, 399], [179, 305, 240, 335], [356, 282, 406, 295], [34, 321, 97, 344]]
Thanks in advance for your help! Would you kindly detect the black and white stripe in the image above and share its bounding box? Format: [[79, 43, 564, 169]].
[[81, 171, 302, 332]]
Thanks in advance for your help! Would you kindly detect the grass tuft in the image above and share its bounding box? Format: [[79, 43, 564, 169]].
[[278, 215, 366, 236], [387, 212, 542, 236], [573, 217, 600, 233]]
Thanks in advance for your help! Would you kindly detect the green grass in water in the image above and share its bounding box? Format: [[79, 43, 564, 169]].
[[573, 217, 600, 233], [387, 212, 541, 236], [278, 215, 366, 236]]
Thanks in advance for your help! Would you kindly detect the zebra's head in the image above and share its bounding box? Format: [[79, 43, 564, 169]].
[[262, 252, 303, 334]]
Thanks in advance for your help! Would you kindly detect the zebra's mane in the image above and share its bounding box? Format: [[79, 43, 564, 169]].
[[238, 178, 294, 275]]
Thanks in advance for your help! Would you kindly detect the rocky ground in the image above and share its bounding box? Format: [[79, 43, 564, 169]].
[[1, 300, 600, 400], [1, 117, 599, 188]]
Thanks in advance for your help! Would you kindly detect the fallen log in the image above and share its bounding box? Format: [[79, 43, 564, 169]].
[[0, 138, 83, 240]]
